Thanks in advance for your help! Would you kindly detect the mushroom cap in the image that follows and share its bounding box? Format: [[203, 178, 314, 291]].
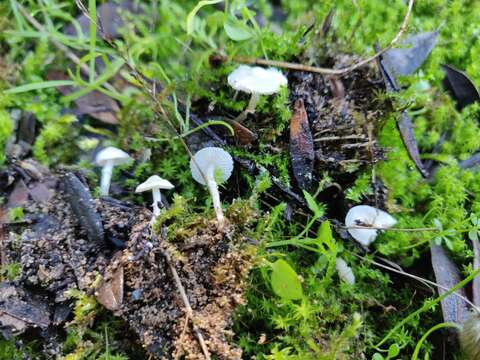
[[135, 175, 174, 193], [95, 146, 132, 166], [345, 205, 397, 247], [335, 257, 355, 285], [190, 147, 233, 186], [227, 65, 288, 95]]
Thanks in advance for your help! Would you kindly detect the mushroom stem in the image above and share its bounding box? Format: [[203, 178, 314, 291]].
[[246, 92, 260, 114], [100, 161, 114, 196], [206, 165, 224, 225], [151, 188, 162, 217]]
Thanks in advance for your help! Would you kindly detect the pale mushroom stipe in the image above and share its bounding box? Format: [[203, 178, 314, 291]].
[[95, 147, 132, 196], [228, 65, 288, 121], [190, 147, 234, 226], [135, 175, 174, 217], [345, 205, 397, 247]]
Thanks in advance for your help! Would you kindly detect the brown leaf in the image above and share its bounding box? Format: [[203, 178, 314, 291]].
[[96, 266, 124, 311], [46, 70, 119, 125], [289, 99, 315, 190], [7, 180, 29, 208], [229, 120, 257, 145], [430, 244, 470, 323], [377, 53, 429, 178]]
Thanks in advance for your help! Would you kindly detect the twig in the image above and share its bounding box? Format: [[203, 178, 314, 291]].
[[351, 251, 480, 314], [217, 0, 414, 76], [161, 249, 211, 360], [341, 225, 438, 232]]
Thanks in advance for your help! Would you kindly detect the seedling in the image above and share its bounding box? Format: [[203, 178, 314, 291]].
[[135, 175, 174, 217], [95, 146, 132, 196], [227, 65, 288, 122], [345, 205, 397, 247], [190, 147, 233, 227]]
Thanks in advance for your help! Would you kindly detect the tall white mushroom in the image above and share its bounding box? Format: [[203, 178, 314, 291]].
[[135, 175, 174, 217], [95, 146, 132, 196], [345, 205, 397, 247], [228, 65, 288, 121], [190, 147, 233, 226]]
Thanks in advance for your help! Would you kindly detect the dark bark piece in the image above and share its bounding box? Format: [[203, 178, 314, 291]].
[[96, 265, 123, 311], [289, 99, 315, 190], [383, 31, 439, 76], [473, 237, 480, 307], [377, 53, 429, 178], [441, 64, 480, 111], [46, 70, 119, 125], [430, 244, 470, 323], [61, 172, 104, 244], [16, 112, 36, 145]]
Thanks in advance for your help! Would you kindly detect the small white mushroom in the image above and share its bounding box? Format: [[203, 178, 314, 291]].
[[95, 147, 132, 196], [135, 175, 174, 217], [335, 257, 355, 285], [345, 205, 397, 247], [228, 65, 288, 121], [190, 147, 233, 226]]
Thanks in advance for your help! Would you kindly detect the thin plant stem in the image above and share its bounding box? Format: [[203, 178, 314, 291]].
[[411, 322, 461, 360]]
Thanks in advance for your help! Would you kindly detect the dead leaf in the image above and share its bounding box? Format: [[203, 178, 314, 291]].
[[64, 1, 138, 39], [96, 266, 124, 311], [473, 237, 480, 307], [290, 99, 315, 190], [377, 53, 429, 178], [7, 180, 29, 208], [430, 244, 470, 323], [441, 64, 480, 111], [28, 182, 54, 204], [228, 120, 257, 145], [46, 70, 119, 125], [383, 30, 439, 76]]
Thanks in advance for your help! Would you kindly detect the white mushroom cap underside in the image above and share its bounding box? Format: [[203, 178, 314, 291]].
[[345, 205, 397, 247], [95, 146, 131, 166], [190, 147, 233, 186], [227, 65, 288, 95], [335, 257, 355, 285], [135, 175, 174, 193]]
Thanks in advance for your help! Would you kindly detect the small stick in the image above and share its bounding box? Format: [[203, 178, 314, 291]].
[[217, 0, 414, 76], [342, 225, 438, 232], [314, 134, 366, 142], [161, 248, 211, 359]]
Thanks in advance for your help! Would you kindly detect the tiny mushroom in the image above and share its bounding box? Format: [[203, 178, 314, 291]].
[[345, 205, 397, 247], [227, 65, 288, 121], [95, 146, 132, 196], [135, 175, 174, 217], [190, 147, 234, 226]]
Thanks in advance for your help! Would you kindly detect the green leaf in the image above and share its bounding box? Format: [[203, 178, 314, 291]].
[[5, 80, 76, 94], [387, 343, 400, 358], [317, 221, 333, 244], [186, 0, 224, 35], [270, 259, 303, 300], [223, 17, 253, 41], [372, 354, 385, 360], [303, 190, 324, 218]]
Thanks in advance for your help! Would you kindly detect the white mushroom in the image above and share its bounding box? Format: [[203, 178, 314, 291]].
[[135, 175, 174, 217], [345, 205, 397, 247], [95, 147, 132, 196], [335, 257, 355, 285], [190, 147, 233, 226], [227, 65, 288, 121]]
